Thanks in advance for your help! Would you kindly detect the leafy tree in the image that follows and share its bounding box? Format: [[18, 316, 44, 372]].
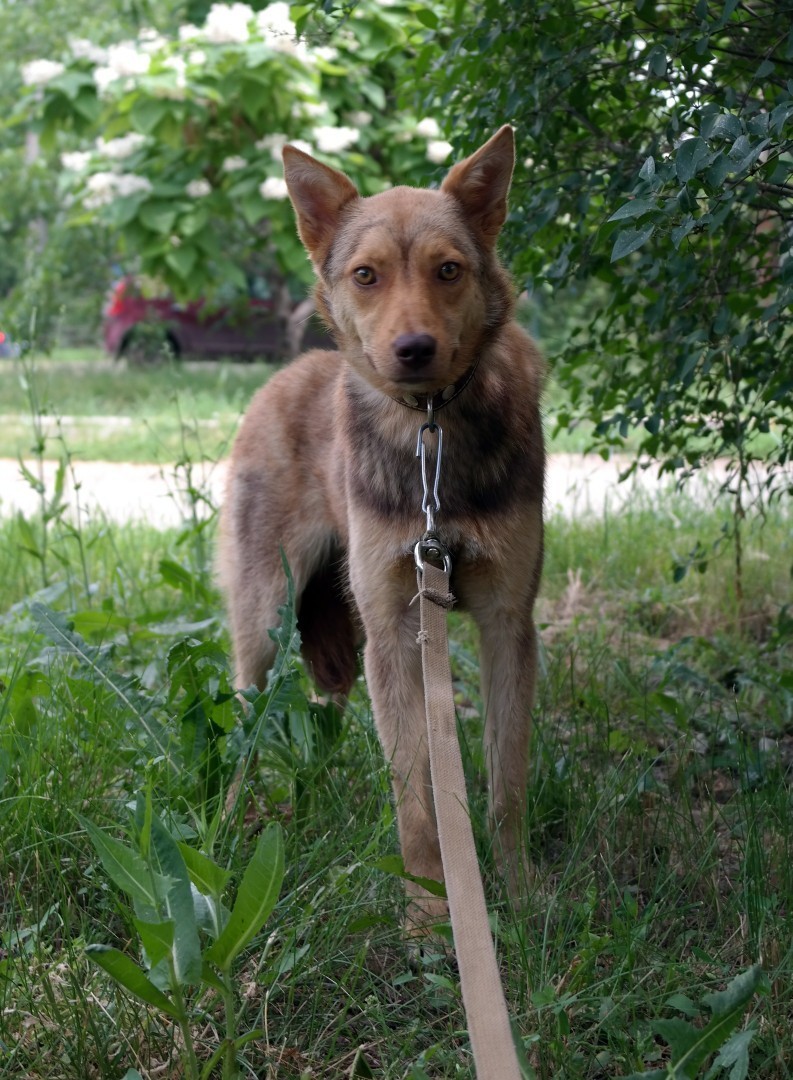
[[0, 0, 186, 346], [425, 0, 792, 589], [13, 1, 448, 307]]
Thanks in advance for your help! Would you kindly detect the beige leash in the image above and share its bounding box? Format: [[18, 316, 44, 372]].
[[413, 408, 522, 1078]]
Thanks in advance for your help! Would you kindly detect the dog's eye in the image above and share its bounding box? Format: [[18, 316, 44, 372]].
[[438, 262, 461, 281], [353, 266, 377, 286]]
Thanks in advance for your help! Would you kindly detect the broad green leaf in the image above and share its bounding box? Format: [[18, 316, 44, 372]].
[[79, 816, 159, 910], [675, 136, 711, 182], [607, 198, 658, 223], [86, 945, 180, 1019], [205, 824, 284, 971], [702, 965, 768, 1018], [177, 843, 231, 898], [165, 243, 198, 281], [139, 202, 178, 235], [611, 225, 655, 262], [646, 45, 667, 76], [140, 805, 202, 986], [134, 918, 174, 970], [130, 97, 170, 134], [638, 156, 656, 180]]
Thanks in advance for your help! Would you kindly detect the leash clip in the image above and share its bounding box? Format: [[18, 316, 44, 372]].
[[415, 411, 442, 534], [414, 532, 452, 576], [414, 400, 451, 574]]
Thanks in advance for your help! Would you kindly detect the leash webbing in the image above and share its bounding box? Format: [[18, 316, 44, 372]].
[[418, 560, 522, 1080]]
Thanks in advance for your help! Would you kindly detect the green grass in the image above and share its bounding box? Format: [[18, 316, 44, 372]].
[[0, 354, 276, 463], [1, 482, 790, 1078]]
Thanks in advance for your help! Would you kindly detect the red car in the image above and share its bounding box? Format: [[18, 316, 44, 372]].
[[103, 276, 331, 363]]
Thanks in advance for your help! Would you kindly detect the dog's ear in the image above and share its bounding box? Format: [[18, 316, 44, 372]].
[[441, 125, 515, 245], [283, 146, 359, 265]]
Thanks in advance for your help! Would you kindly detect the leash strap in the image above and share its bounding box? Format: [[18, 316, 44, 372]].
[[418, 560, 522, 1080]]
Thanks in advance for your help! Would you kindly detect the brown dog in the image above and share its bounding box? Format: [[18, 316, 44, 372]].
[[218, 126, 545, 930]]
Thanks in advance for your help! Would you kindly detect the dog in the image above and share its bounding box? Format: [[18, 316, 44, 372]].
[[218, 125, 545, 931]]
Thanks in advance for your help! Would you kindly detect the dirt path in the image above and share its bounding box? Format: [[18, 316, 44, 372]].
[[0, 454, 744, 528]]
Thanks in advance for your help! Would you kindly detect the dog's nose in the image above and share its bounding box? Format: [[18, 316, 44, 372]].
[[393, 332, 437, 369]]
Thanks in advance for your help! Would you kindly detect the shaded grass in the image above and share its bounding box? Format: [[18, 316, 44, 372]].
[[0, 356, 275, 463], [0, 495, 791, 1078]]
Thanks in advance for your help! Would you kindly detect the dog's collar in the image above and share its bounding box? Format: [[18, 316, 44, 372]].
[[391, 358, 480, 414]]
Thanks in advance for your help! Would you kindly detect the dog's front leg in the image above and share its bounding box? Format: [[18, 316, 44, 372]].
[[349, 542, 448, 933], [464, 571, 540, 897]]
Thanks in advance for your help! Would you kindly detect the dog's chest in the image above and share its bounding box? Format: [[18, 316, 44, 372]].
[[345, 398, 543, 523]]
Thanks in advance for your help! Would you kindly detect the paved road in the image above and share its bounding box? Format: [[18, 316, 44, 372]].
[[0, 454, 742, 528]]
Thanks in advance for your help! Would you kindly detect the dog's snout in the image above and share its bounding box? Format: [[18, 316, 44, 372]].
[[392, 332, 437, 369]]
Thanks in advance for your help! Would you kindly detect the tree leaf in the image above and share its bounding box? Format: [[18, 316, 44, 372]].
[[675, 137, 711, 182], [611, 225, 655, 262], [205, 823, 284, 971], [607, 198, 659, 222]]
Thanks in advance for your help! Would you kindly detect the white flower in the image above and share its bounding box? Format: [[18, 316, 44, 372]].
[[93, 66, 118, 92], [289, 139, 313, 156], [416, 117, 441, 139], [106, 43, 151, 77], [84, 171, 119, 208], [186, 178, 212, 197], [312, 45, 338, 62], [313, 125, 359, 154], [259, 176, 288, 200], [163, 55, 187, 86], [188, 49, 206, 66], [204, 3, 253, 45], [222, 155, 247, 172], [348, 111, 372, 128], [68, 38, 108, 64], [426, 139, 453, 164], [255, 132, 288, 158], [138, 28, 167, 53], [179, 24, 202, 41], [300, 102, 329, 119], [96, 133, 147, 160], [257, 2, 295, 42], [21, 59, 66, 87], [61, 150, 93, 172], [84, 170, 152, 208], [114, 173, 153, 197]]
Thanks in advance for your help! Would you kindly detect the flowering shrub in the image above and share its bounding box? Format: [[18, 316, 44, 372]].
[[19, 0, 449, 297]]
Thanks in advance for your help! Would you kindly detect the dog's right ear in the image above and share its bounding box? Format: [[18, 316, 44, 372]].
[[283, 147, 359, 266]]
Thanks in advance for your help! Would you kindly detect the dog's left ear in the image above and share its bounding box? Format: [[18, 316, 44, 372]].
[[441, 125, 515, 245], [283, 146, 359, 266]]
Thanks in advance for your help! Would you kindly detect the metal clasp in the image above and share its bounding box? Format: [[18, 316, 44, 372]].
[[414, 400, 451, 574], [415, 416, 442, 535], [414, 532, 452, 575]]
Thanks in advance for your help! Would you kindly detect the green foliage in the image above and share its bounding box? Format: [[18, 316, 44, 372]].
[[625, 965, 769, 1079], [81, 796, 285, 1079], [427, 0, 793, 554]]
